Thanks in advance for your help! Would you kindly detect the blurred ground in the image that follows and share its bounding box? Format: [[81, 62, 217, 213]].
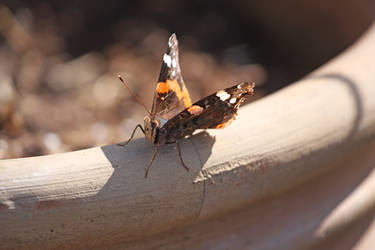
[[0, 1, 373, 159]]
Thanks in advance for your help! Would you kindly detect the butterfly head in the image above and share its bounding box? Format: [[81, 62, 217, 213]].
[[143, 116, 159, 144], [143, 116, 157, 143]]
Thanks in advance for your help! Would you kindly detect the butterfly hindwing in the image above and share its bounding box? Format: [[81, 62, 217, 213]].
[[157, 82, 255, 144], [151, 34, 192, 121]]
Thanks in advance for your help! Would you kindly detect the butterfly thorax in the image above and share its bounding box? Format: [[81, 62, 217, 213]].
[[143, 115, 169, 145]]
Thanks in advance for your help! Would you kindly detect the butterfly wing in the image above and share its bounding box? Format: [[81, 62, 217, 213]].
[[151, 34, 192, 121], [157, 82, 255, 144]]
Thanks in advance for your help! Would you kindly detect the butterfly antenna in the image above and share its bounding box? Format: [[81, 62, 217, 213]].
[[117, 74, 152, 115]]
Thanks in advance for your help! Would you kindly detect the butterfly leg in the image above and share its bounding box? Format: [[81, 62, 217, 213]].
[[118, 124, 145, 146], [145, 146, 159, 178], [177, 141, 189, 172]]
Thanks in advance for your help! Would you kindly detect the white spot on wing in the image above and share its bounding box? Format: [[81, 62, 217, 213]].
[[172, 58, 177, 67], [216, 90, 230, 101], [229, 97, 237, 104], [163, 54, 172, 67]]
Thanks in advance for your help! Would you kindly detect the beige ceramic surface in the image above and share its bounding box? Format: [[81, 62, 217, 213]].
[[1, 22, 375, 250]]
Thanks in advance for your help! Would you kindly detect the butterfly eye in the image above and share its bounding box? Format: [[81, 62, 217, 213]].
[[152, 120, 159, 127]]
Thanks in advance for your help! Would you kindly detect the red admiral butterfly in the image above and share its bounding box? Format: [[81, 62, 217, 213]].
[[118, 33, 255, 178]]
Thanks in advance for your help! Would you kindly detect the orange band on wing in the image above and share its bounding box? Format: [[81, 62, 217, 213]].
[[156, 79, 192, 107], [156, 81, 170, 94], [187, 105, 203, 115], [181, 85, 192, 107], [215, 116, 236, 129]]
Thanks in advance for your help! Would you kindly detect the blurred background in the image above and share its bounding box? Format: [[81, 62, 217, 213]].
[[0, 0, 374, 159]]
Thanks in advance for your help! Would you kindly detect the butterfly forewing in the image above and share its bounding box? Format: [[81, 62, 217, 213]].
[[151, 34, 192, 121]]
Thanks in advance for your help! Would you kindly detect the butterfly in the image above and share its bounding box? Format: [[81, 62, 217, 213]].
[[118, 33, 255, 178]]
